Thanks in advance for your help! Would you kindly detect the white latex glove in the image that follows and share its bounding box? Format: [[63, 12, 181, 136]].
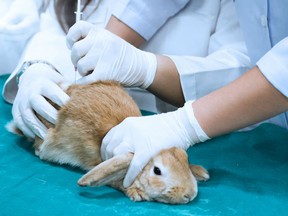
[[101, 101, 210, 187], [12, 63, 69, 139], [66, 21, 157, 88], [0, 0, 40, 40]]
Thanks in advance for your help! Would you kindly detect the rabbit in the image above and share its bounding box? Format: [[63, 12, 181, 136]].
[[7, 80, 209, 204]]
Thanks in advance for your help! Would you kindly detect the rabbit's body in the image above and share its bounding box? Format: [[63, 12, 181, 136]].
[[35, 81, 141, 170], [8, 81, 209, 204]]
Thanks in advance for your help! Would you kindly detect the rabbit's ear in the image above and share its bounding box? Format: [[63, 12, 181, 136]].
[[78, 153, 133, 187], [189, 164, 210, 181]]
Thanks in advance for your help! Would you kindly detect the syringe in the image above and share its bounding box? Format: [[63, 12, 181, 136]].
[[74, 0, 82, 83], [75, 0, 82, 22]]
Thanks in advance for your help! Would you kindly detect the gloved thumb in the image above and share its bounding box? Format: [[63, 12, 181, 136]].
[[76, 75, 94, 85], [76, 70, 106, 85], [123, 153, 150, 188]]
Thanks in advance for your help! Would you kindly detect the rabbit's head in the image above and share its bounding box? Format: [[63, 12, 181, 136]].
[[78, 147, 209, 204]]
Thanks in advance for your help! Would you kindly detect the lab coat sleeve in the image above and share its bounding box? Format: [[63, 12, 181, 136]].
[[34, 0, 48, 11], [112, 0, 190, 40], [256, 37, 288, 97], [167, 0, 252, 101], [170, 44, 251, 101]]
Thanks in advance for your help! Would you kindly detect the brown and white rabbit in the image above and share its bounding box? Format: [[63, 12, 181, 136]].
[[7, 81, 209, 204]]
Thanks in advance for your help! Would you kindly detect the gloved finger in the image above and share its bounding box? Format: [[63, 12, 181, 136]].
[[76, 73, 97, 85], [30, 95, 58, 124], [104, 141, 131, 162], [123, 153, 150, 188], [22, 108, 47, 139], [70, 38, 92, 66], [76, 64, 110, 85], [15, 117, 35, 139], [101, 127, 118, 160], [77, 53, 100, 76], [76, 26, 111, 58], [66, 21, 94, 49], [58, 82, 70, 92], [41, 82, 70, 107], [112, 141, 134, 157], [12, 109, 35, 139]]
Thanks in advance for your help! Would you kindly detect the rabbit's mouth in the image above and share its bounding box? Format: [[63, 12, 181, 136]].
[[153, 192, 196, 204], [153, 196, 191, 205], [153, 187, 198, 204]]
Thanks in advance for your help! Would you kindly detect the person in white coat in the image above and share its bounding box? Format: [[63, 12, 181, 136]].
[[0, 0, 44, 75], [66, 0, 288, 188], [2, 0, 250, 138]]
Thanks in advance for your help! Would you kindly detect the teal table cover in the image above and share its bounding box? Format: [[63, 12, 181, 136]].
[[0, 75, 287, 216]]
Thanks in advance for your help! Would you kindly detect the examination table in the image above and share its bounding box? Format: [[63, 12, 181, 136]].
[[0, 75, 287, 216]]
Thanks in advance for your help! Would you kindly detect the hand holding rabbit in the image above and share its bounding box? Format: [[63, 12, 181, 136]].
[[12, 63, 69, 139], [101, 101, 210, 187]]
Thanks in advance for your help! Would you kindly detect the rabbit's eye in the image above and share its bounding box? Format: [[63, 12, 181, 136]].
[[153, 166, 161, 175]]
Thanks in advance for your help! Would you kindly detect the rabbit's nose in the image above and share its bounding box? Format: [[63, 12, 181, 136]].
[[183, 190, 197, 203]]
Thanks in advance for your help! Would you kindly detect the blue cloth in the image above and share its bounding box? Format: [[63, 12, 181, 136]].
[[0, 75, 288, 215]]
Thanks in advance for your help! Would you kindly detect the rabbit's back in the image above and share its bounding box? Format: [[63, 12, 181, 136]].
[[60, 81, 141, 141]]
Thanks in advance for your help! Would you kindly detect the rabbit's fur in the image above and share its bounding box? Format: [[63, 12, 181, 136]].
[[8, 81, 209, 204]]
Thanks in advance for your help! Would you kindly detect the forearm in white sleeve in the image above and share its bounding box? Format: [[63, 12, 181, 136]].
[[169, 43, 251, 101], [256, 37, 288, 97], [112, 0, 190, 40]]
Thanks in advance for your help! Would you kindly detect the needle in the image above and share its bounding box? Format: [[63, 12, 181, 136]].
[[74, 0, 82, 83]]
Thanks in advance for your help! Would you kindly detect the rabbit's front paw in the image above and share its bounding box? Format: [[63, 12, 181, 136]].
[[126, 187, 149, 202], [190, 164, 210, 181]]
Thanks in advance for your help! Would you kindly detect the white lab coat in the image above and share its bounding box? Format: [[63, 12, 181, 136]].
[[0, 0, 28, 75], [0, 0, 12, 16], [116, 0, 288, 129], [2, 0, 251, 118]]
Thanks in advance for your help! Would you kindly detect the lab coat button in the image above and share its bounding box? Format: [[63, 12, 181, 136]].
[[260, 15, 267, 27]]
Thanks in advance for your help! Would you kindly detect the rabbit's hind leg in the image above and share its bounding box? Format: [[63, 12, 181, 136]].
[[36, 128, 79, 167]]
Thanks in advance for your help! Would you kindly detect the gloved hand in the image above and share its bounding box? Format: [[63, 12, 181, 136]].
[[0, 0, 40, 40], [66, 21, 157, 88], [12, 63, 69, 139], [101, 101, 210, 187]]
